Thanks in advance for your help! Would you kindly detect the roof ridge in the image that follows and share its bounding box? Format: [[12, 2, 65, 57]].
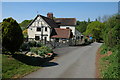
[[55, 28, 70, 30], [55, 18, 76, 19]]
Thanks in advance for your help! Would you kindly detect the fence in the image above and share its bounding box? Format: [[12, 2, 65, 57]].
[[45, 39, 84, 49]]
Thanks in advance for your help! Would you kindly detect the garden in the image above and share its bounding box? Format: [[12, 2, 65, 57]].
[[1, 17, 56, 78]]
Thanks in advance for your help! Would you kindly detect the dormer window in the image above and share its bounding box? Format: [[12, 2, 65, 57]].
[[45, 27, 47, 31], [37, 27, 41, 31]]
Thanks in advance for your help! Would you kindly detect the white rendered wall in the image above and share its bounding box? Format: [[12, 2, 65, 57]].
[[28, 16, 51, 41]]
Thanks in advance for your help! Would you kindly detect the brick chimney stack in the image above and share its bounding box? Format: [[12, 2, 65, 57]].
[[47, 13, 53, 19]]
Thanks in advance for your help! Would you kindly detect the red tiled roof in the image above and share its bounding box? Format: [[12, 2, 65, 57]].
[[54, 18, 76, 26], [51, 28, 73, 39]]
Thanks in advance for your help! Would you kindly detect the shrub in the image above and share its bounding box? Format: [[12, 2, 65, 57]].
[[100, 44, 119, 78], [30, 47, 38, 54], [102, 14, 120, 48], [28, 41, 36, 47], [36, 42, 43, 47], [40, 46, 52, 53], [20, 42, 30, 51], [30, 46, 52, 57], [2, 17, 23, 53]]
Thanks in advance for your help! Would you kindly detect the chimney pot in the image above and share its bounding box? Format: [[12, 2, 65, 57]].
[[47, 13, 53, 19]]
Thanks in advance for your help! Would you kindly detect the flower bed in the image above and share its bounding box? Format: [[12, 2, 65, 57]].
[[27, 46, 53, 58]]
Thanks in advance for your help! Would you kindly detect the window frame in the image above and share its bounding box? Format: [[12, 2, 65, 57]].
[[36, 27, 41, 31], [45, 27, 47, 31]]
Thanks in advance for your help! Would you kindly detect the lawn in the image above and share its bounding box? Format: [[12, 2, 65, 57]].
[[2, 53, 41, 78]]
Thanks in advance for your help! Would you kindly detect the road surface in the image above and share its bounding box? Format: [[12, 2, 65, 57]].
[[24, 42, 102, 78]]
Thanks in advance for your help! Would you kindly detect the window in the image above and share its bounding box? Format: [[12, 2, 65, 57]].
[[37, 27, 41, 31], [44, 37, 47, 43], [45, 27, 47, 31], [66, 27, 69, 29], [35, 36, 40, 40]]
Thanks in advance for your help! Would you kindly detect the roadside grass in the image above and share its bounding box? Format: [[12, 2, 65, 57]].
[[2, 53, 41, 78], [98, 44, 119, 78]]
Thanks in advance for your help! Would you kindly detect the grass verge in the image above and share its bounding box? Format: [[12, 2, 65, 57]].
[[96, 44, 119, 78], [2, 53, 41, 78]]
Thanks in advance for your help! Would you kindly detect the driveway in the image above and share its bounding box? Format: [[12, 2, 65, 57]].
[[24, 42, 102, 78]]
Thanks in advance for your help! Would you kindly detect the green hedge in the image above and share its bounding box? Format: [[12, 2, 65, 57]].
[[102, 15, 120, 48]]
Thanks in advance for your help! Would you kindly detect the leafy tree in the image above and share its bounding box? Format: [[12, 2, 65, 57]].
[[19, 20, 32, 30], [76, 21, 88, 33], [95, 18, 98, 21], [88, 18, 91, 23], [85, 21, 104, 42], [22, 29, 28, 38], [102, 14, 120, 48], [2, 17, 23, 53], [98, 16, 101, 22]]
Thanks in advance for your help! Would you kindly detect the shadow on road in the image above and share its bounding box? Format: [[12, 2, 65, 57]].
[[71, 42, 92, 47], [41, 62, 59, 67]]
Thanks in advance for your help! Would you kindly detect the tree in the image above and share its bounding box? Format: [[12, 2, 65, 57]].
[[76, 21, 88, 33], [2, 17, 23, 53], [95, 18, 98, 21], [102, 14, 120, 48], [19, 20, 32, 30], [88, 18, 91, 23], [98, 16, 101, 22], [102, 15, 110, 22], [22, 29, 28, 38], [85, 21, 104, 42]]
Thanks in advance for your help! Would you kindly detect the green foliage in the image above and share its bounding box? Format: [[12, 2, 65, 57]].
[[99, 14, 120, 78], [76, 21, 89, 33], [100, 45, 119, 78], [36, 42, 43, 47], [100, 44, 109, 55], [102, 15, 120, 48], [20, 42, 30, 51], [2, 17, 23, 53], [30, 47, 38, 54], [40, 46, 52, 54], [28, 41, 36, 47], [30, 46, 52, 57], [22, 29, 28, 38], [85, 21, 104, 42], [19, 20, 32, 30]]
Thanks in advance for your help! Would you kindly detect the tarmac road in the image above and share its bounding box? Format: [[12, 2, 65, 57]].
[[24, 42, 102, 78]]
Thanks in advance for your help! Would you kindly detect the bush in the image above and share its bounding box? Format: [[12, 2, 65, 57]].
[[100, 44, 119, 78], [30, 46, 52, 57], [36, 42, 43, 47], [98, 14, 120, 79], [28, 41, 36, 47], [30, 47, 38, 53], [20, 42, 30, 51], [40, 46, 52, 53], [102, 14, 120, 48], [100, 44, 109, 55], [2, 17, 23, 53]]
